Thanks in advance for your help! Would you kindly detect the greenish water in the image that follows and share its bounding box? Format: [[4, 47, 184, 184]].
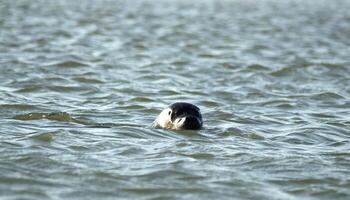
[[1, 0, 350, 199]]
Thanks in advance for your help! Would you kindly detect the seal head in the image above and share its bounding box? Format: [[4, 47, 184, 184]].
[[153, 102, 203, 130]]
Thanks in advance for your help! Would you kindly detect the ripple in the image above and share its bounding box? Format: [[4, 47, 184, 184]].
[[310, 91, 345, 100], [222, 129, 265, 140], [13, 112, 90, 125], [45, 60, 90, 68], [276, 127, 343, 145], [129, 96, 154, 102], [0, 104, 36, 110], [15, 85, 43, 93], [26, 132, 55, 142], [270, 65, 297, 76], [179, 152, 215, 160], [72, 77, 104, 84], [47, 85, 90, 92]]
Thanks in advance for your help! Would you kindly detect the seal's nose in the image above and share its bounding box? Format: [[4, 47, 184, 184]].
[[183, 116, 201, 130]]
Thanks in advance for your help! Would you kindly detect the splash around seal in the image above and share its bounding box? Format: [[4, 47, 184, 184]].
[[153, 102, 203, 130]]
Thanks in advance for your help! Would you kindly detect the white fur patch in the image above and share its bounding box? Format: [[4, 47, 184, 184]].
[[153, 107, 189, 130], [152, 108, 173, 129]]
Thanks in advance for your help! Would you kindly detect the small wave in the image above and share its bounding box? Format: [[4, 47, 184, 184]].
[[270, 61, 348, 77], [27, 132, 55, 142], [275, 126, 344, 145], [220, 127, 265, 140], [198, 53, 220, 58], [247, 64, 270, 70], [0, 104, 36, 110], [158, 89, 181, 96], [13, 112, 90, 125], [129, 97, 154, 103], [46, 60, 90, 68], [178, 152, 215, 160], [260, 99, 295, 108], [47, 85, 89, 92], [270, 65, 296, 76], [199, 100, 221, 108], [270, 60, 313, 76], [170, 60, 190, 66], [15, 86, 42, 93], [72, 77, 104, 84], [315, 62, 347, 70], [309, 91, 345, 100]]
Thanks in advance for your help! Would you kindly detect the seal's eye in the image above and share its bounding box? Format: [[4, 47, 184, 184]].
[[168, 111, 171, 115]]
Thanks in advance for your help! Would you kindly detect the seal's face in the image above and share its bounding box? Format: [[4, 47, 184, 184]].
[[153, 102, 202, 130]]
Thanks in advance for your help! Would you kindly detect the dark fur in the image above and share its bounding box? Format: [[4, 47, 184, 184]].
[[169, 102, 202, 130]]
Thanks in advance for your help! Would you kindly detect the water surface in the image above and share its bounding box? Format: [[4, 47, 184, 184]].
[[1, 0, 350, 199]]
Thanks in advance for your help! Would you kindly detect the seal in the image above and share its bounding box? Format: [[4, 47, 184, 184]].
[[153, 102, 203, 130]]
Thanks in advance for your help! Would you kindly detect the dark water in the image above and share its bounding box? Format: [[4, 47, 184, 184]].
[[1, 0, 350, 199]]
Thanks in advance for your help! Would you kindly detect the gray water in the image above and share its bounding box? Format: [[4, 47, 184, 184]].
[[1, 0, 350, 199]]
